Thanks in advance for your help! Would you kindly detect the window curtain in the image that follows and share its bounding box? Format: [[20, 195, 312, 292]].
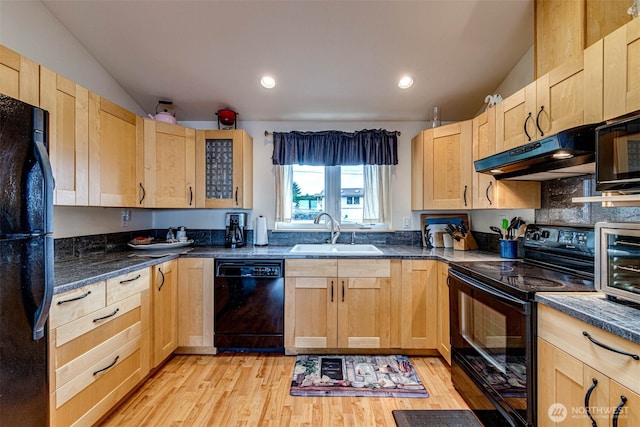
[[274, 165, 293, 223], [363, 165, 391, 224], [272, 129, 399, 166]]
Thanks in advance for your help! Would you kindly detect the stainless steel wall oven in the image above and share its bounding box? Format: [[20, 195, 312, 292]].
[[449, 224, 597, 426]]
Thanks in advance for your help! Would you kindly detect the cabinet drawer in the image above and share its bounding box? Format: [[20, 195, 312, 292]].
[[50, 282, 106, 329], [338, 259, 390, 277], [285, 259, 337, 277], [54, 292, 142, 347], [55, 324, 142, 407], [52, 343, 146, 427], [106, 268, 149, 304], [538, 304, 640, 393]]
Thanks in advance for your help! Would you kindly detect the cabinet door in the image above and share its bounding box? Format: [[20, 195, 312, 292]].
[[285, 276, 338, 349], [337, 259, 392, 349], [400, 260, 438, 349], [195, 129, 253, 209], [284, 259, 338, 351], [176, 258, 214, 353], [609, 379, 640, 427], [436, 261, 450, 364], [152, 260, 178, 366], [604, 18, 640, 120], [411, 131, 426, 210], [425, 121, 473, 209], [0, 45, 39, 106], [88, 93, 144, 207], [496, 82, 537, 151], [40, 67, 89, 206], [143, 119, 196, 208], [472, 110, 497, 209], [537, 338, 588, 427]]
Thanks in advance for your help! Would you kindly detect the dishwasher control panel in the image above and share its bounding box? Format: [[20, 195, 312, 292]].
[[215, 260, 283, 278]]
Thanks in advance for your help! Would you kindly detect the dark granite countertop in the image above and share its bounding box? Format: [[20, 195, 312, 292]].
[[536, 293, 640, 345], [54, 244, 503, 293]]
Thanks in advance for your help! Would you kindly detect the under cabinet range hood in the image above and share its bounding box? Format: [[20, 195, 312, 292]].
[[474, 123, 602, 180]]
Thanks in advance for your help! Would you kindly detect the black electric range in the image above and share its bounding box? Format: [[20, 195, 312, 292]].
[[450, 223, 596, 301], [448, 224, 596, 427]]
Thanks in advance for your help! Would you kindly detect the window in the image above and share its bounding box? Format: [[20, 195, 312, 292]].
[[272, 129, 397, 230], [277, 164, 391, 230]]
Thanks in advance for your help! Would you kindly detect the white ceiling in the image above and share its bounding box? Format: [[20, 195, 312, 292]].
[[42, 0, 534, 123]]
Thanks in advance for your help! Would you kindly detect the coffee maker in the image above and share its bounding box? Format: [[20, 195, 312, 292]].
[[225, 212, 247, 248]]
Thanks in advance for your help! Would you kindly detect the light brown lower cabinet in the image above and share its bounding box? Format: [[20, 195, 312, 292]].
[[152, 260, 178, 367], [48, 268, 151, 427], [400, 260, 438, 350], [176, 257, 215, 354], [537, 304, 640, 427], [284, 258, 400, 353], [436, 261, 451, 364]]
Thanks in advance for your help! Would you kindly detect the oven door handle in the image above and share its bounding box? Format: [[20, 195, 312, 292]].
[[448, 270, 531, 315]]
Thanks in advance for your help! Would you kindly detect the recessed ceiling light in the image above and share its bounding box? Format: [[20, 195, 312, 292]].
[[260, 75, 276, 89], [398, 75, 414, 89]]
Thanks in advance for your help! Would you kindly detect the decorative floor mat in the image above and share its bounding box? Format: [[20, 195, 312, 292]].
[[290, 355, 429, 397], [392, 410, 483, 427]]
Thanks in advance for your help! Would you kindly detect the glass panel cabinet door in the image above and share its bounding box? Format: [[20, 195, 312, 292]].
[[195, 129, 253, 209]]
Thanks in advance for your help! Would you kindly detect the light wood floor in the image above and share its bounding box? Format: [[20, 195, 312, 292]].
[[99, 354, 468, 426]]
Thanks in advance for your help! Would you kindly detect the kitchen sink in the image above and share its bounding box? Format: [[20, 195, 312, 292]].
[[289, 244, 383, 255]]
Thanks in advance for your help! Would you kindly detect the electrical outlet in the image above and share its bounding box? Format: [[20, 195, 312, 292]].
[[403, 217, 411, 228], [121, 209, 131, 227]]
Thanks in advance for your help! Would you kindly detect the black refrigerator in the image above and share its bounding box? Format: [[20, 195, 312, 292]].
[[0, 94, 54, 426]]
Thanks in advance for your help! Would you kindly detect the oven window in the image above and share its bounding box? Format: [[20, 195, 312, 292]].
[[606, 233, 640, 295], [457, 289, 527, 398]]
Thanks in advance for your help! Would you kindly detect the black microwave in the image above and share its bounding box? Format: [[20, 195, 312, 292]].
[[596, 113, 640, 193]]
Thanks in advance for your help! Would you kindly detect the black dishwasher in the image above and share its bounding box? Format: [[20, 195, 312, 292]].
[[214, 259, 284, 352]]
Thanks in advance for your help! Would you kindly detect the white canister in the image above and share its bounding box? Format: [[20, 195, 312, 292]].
[[254, 216, 268, 246]]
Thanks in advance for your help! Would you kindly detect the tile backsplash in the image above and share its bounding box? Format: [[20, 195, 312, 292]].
[[535, 174, 640, 225], [55, 174, 640, 260]]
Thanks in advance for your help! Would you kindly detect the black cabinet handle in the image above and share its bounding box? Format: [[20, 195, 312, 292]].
[[536, 106, 545, 136], [583, 331, 640, 360], [57, 290, 91, 305], [139, 183, 146, 205], [613, 395, 627, 427], [120, 274, 141, 284], [341, 281, 345, 303], [158, 267, 166, 291], [330, 280, 334, 302], [93, 308, 120, 323], [235, 187, 239, 205], [93, 355, 119, 376], [189, 186, 193, 206], [485, 181, 493, 206], [524, 112, 532, 141], [463, 185, 468, 207], [584, 378, 598, 427]]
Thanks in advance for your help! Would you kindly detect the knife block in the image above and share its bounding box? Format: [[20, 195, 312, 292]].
[[453, 233, 478, 251]]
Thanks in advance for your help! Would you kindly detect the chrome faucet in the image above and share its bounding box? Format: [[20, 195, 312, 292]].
[[314, 212, 341, 244]]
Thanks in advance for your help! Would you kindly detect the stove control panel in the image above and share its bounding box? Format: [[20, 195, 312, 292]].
[[524, 225, 595, 255]]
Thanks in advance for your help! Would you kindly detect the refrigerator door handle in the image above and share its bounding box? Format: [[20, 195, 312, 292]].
[[33, 139, 55, 235], [32, 236, 54, 340]]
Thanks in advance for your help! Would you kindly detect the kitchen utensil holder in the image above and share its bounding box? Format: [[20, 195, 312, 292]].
[[453, 233, 478, 251], [499, 239, 518, 258]]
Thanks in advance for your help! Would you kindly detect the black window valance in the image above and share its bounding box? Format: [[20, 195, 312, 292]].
[[271, 129, 399, 166]]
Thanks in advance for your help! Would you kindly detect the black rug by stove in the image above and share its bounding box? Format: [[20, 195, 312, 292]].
[[392, 410, 483, 427]]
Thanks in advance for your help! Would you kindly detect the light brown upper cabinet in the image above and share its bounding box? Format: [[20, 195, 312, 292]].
[[195, 129, 253, 209], [419, 121, 473, 210], [604, 18, 640, 121], [142, 119, 196, 208], [472, 110, 540, 209], [412, 121, 473, 210], [0, 45, 39, 106], [535, 0, 631, 78], [495, 82, 538, 152], [40, 67, 90, 206], [88, 93, 144, 207]]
